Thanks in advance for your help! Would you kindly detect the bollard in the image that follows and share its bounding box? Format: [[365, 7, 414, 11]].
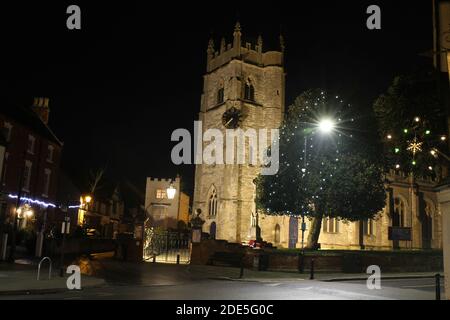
[[176, 254, 180, 265], [435, 273, 441, 300], [298, 252, 305, 274], [239, 259, 244, 279], [309, 259, 315, 280], [152, 255, 156, 263]]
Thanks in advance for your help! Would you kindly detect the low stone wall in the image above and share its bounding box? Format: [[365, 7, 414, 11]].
[[356, 251, 443, 273], [190, 239, 244, 265], [44, 238, 117, 256], [191, 239, 444, 273]]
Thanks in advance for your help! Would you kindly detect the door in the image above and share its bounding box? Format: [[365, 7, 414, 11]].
[[209, 222, 216, 239]]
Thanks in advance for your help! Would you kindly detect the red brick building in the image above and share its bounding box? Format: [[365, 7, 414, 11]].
[[0, 97, 63, 232]]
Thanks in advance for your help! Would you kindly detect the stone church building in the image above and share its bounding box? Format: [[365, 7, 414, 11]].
[[193, 23, 443, 251]]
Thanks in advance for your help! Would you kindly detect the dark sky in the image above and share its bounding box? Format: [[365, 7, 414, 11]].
[[1, 1, 435, 199]]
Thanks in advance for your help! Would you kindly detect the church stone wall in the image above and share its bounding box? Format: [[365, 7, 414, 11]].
[[193, 25, 285, 244]]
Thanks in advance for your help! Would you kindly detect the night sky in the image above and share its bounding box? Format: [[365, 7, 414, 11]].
[[0, 1, 435, 201]]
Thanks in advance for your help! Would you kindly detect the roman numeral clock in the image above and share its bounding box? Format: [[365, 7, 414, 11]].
[[222, 107, 243, 129]]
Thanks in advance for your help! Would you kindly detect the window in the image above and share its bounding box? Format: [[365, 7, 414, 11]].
[[1, 152, 8, 185], [394, 198, 407, 227], [363, 219, 374, 236], [156, 189, 167, 199], [274, 224, 281, 243], [22, 160, 32, 191], [27, 135, 35, 154], [217, 87, 224, 104], [43, 169, 51, 197], [3, 122, 12, 142], [323, 217, 339, 233], [208, 187, 218, 217], [47, 145, 54, 162], [424, 200, 435, 240], [244, 80, 255, 101]]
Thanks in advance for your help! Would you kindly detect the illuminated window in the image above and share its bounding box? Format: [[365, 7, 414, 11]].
[[323, 217, 339, 233], [363, 219, 374, 236], [394, 198, 407, 227], [156, 189, 167, 199], [208, 187, 218, 217]]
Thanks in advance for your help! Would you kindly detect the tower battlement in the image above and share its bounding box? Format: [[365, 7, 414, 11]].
[[148, 176, 180, 183], [206, 22, 284, 73]]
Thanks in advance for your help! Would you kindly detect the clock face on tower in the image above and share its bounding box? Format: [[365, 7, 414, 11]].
[[222, 107, 242, 129]]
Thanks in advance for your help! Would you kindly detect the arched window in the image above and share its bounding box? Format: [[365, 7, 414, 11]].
[[217, 87, 224, 104], [274, 224, 280, 243], [424, 200, 435, 240], [208, 187, 218, 217], [394, 198, 407, 227], [244, 79, 255, 101]]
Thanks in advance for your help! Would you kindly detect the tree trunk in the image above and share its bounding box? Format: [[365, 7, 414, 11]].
[[306, 215, 323, 249]]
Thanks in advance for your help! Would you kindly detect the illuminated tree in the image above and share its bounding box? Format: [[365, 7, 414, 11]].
[[374, 73, 448, 179], [256, 89, 386, 249]]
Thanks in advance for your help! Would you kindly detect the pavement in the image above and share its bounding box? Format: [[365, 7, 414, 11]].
[[0, 256, 444, 299], [186, 264, 443, 282], [0, 260, 105, 295]]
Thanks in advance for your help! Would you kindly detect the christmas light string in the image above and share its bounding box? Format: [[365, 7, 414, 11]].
[[7, 194, 81, 209]]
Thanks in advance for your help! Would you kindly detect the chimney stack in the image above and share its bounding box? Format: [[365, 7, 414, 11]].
[[31, 97, 50, 125]]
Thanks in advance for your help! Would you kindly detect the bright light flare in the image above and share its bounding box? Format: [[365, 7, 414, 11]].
[[318, 118, 335, 134], [167, 184, 177, 200]]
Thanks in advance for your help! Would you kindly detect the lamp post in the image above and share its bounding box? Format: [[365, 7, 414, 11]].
[[167, 184, 176, 200], [78, 194, 92, 227], [142, 183, 176, 261], [301, 118, 336, 250]]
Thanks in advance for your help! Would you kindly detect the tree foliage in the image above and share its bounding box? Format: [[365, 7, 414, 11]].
[[256, 89, 386, 225], [373, 71, 448, 178]]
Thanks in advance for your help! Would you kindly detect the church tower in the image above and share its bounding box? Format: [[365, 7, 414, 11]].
[[193, 23, 286, 243]]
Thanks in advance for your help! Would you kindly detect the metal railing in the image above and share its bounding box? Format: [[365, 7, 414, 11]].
[[37, 256, 52, 281]]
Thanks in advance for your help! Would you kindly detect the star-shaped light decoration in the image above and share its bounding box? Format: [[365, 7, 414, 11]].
[[406, 137, 423, 156]]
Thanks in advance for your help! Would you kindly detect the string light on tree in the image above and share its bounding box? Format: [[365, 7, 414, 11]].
[[406, 137, 423, 156], [256, 89, 386, 249], [385, 116, 446, 177]]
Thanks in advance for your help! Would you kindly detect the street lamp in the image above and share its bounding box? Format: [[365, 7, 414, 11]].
[[317, 118, 336, 134], [78, 194, 93, 226], [84, 195, 92, 204], [25, 208, 34, 218], [167, 184, 176, 200], [300, 117, 336, 270]]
